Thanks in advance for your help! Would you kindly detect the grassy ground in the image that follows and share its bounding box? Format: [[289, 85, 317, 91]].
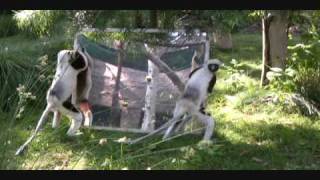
[[1, 33, 320, 170]]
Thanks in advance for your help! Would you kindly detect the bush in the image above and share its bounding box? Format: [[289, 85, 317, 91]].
[[0, 15, 18, 37], [286, 12, 320, 106], [0, 50, 33, 112], [295, 68, 320, 105], [0, 34, 71, 112]]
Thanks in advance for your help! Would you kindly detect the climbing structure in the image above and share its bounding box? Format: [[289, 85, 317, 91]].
[[73, 30, 209, 133]]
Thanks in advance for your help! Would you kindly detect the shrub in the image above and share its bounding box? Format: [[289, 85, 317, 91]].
[[0, 14, 18, 37], [286, 12, 320, 106], [295, 68, 320, 105]]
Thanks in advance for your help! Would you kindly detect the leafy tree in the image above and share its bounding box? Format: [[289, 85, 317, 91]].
[[13, 10, 63, 38]]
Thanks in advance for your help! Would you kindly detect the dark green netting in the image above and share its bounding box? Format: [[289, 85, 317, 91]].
[[76, 34, 197, 72], [76, 34, 117, 61]]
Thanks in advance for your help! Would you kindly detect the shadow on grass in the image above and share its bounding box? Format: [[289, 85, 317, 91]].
[[183, 121, 320, 170], [2, 113, 320, 170]]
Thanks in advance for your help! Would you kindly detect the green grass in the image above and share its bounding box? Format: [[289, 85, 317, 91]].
[[1, 32, 320, 170]]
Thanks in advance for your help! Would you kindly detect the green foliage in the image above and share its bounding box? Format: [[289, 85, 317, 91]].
[[0, 33, 71, 112], [13, 10, 63, 38], [208, 10, 253, 33], [248, 10, 265, 19], [73, 10, 137, 30], [286, 11, 320, 105], [295, 68, 320, 104], [266, 67, 297, 93], [0, 14, 18, 37], [74, 10, 254, 34], [175, 10, 253, 33]]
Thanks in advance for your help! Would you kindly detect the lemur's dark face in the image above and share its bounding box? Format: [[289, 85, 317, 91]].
[[208, 63, 220, 73]]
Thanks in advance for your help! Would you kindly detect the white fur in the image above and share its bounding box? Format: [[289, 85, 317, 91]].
[[129, 59, 222, 144], [15, 49, 91, 156]]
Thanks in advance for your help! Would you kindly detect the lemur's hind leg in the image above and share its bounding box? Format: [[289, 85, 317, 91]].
[[162, 114, 186, 140], [162, 115, 193, 140], [52, 111, 61, 129], [163, 102, 189, 140], [128, 116, 184, 145], [79, 100, 92, 127], [173, 115, 192, 133], [65, 111, 83, 136], [193, 111, 215, 141]]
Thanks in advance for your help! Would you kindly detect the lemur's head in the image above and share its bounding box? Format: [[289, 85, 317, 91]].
[[206, 59, 223, 73], [57, 48, 88, 73]]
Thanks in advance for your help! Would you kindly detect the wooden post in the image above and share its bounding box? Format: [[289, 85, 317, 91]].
[[110, 40, 124, 127], [191, 43, 205, 72], [204, 35, 210, 63], [141, 60, 159, 131], [260, 14, 273, 87]]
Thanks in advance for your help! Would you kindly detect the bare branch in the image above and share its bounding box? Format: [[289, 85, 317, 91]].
[[144, 51, 185, 92]]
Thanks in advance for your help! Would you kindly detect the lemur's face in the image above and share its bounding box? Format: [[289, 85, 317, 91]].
[[208, 63, 220, 73], [207, 59, 222, 73]]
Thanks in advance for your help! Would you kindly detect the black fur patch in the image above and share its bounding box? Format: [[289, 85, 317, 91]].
[[207, 75, 216, 93], [188, 66, 203, 78], [62, 96, 79, 113], [76, 68, 88, 99], [199, 103, 211, 116], [70, 51, 86, 70], [208, 64, 219, 73]]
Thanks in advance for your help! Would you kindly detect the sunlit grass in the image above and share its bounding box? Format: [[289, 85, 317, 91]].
[[1, 32, 320, 170]]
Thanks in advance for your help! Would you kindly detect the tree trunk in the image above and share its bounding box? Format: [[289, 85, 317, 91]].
[[213, 31, 233, 50], [135, 10, 144, 28], [268, 10, 289, 70], [110, 40, 124, 127], [141, 60, 159, 131], [260, 10, 289, 86], [150, 10, 159, 28], [204, 37, 210, 63]]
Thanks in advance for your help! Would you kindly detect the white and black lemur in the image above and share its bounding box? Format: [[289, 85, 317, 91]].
[[15, 49, 93, 156], [129, 59, 223, 144]]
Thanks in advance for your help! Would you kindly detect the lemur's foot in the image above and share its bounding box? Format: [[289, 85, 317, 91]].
[[198, 139, 213, 147], [67, 130, 83, 137], [80, 101, 93, 127]]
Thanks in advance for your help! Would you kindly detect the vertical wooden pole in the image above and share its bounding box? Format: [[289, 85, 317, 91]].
[[142, 60, 159, 131], [110, 40, 124, 127], [204, 38, 210, 63], [260, 14, 272, 87]]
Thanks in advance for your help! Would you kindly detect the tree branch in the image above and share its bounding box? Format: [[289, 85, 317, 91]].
[[144, 52, 185, 92]]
